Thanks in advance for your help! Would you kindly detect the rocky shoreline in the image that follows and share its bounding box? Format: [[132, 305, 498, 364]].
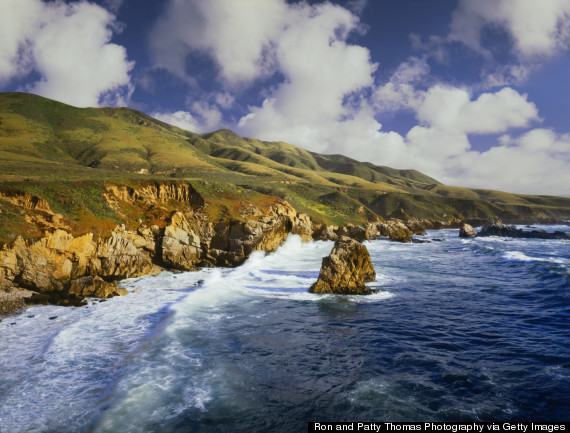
[[1, 182, 567, 317]]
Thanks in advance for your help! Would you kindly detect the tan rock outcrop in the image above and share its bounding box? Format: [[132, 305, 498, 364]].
[[92, 229, 156, 279], [312, 223, 338, 241], [0, 226, 157, 298], [161, 211, 203, 270], [208, 201, 311, 266], [0, 189, 52, 212], [335, 224, 369, 242], [105, 182, 204, 209], [377, 219, 413, 243], [459, 222, 476, 237], [309, 236, 376, 295], [291, 212, 313, 241]]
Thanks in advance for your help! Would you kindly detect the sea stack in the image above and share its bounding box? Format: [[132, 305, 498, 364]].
[[309, 236, 376, 295]]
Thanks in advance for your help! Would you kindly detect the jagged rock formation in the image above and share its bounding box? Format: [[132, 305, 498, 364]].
[[161, 211, 207, 270], [477, 219, 570, 240], [104, 182, 204, 214], [459, 222, 476, 237], [309, 236, 376, 295]]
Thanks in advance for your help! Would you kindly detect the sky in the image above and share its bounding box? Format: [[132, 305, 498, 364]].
[[1, 0, 570, 196]]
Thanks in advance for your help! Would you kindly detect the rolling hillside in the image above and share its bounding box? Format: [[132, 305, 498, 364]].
[[1, 91, 569, 243]]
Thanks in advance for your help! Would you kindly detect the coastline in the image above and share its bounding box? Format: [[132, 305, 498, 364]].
[[1, 203, 566, 318], [2, 224, 568, 427]]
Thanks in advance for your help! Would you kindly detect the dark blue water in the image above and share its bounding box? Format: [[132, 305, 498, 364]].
[[1, 226, 569, 432]]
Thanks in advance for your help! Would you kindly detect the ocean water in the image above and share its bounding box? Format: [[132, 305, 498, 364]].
[[1, 226, 569, 432]]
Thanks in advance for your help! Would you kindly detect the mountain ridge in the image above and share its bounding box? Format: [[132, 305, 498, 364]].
[[1, 91, 569, 247]]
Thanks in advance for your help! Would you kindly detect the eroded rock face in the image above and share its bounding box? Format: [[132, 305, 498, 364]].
[[161, 212, 204, 270], [207, 202, 311, 267], [105, 182, 204, 210], [0, 189, 52, 212], [459, 223, 476, 238], [309, 236, 376, 295], [93, 228, 157, 278], [291, 213, 313, 241]]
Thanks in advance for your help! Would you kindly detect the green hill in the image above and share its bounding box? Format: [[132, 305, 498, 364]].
[[1, 91, 569, 243]]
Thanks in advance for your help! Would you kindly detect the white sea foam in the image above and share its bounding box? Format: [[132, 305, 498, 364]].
[[2, 228, 567, 431], [503, 251, 568, 265], [503, 251, 538, 262]]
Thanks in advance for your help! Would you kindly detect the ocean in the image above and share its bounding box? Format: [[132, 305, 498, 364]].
[[1, 226, 569, 432]]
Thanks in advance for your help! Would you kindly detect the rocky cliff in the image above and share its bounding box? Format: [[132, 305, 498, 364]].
[[0, 181, 314, 312], [3, 180, 560, 315]]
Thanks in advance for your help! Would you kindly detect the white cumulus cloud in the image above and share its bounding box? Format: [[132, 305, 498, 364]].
[[449, 0, 570, 58], [152, 110, 200, 132], [150, 0, 287, 84], [0, 0, 133, 107], [236, 1, 376, 152], [416, 86, 539, 134], [148, 0, 569, 195], [152, 99, 225, 134]]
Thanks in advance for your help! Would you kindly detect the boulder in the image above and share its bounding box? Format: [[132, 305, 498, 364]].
[[309, 236, 376, 295], [459, 222, 476, 238]]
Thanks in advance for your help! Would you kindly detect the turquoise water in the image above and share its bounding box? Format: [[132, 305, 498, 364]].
[[1, 226, 569, 432]]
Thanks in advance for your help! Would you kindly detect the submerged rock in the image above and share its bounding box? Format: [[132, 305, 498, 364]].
[[309, 236, 376, 295], [459, 223, 476, 238]]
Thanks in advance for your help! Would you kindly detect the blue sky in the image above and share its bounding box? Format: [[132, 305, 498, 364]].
[[1, 0, 569, 195]]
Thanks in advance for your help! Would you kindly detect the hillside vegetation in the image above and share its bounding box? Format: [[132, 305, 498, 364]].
[[1, 92, 569, 244]]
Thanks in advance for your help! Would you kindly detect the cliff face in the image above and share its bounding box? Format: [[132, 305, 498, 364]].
[[0, 181, 314, 310]]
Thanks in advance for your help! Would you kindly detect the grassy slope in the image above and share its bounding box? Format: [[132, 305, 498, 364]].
[[1, 91, 569, 244]]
